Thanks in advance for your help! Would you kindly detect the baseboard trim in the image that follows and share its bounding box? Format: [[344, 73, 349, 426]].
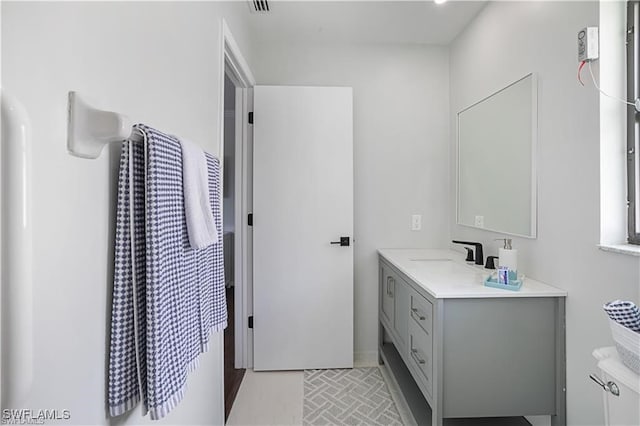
[[525, 415, 550, 426], [354, 351, 379, 367]]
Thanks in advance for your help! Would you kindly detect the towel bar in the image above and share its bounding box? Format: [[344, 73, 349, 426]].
[[67, 91, 144, 159]]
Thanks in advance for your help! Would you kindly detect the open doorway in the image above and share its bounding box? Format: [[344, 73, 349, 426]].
[[221, 19, 255, 422], [223, 73, 244, 420]]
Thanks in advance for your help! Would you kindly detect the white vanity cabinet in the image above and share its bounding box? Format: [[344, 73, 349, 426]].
[[378, 249, 567, 426]]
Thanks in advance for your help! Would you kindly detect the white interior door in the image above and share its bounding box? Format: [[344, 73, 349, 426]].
[[253, 86, 353, 371]]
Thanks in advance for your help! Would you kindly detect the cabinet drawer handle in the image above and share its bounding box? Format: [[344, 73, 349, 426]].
[[411, 348, 426, 365], [411, 307, 426, 321], [388, 277, 395, 298]]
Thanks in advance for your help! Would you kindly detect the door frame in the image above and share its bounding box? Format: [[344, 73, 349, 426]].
[[220, 19, 255, 369]]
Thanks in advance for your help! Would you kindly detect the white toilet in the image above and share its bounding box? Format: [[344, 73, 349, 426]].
[[592, 347, 640, 426]]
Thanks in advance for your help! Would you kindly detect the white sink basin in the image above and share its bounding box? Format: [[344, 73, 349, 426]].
[[410, 258, 452, 262], [408, 258, 478, 279]]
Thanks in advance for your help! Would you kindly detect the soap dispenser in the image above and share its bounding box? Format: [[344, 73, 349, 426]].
[[496, 238, 518, 277]]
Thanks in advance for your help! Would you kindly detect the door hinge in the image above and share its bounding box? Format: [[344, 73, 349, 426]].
[[248, 112, 254, 124], [248, 316, 254, 329], [248, 213, 253, 226]]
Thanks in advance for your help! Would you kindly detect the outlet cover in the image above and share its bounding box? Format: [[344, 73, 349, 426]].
[[411, 214, 422, 231], [474, 215, 484, 228]]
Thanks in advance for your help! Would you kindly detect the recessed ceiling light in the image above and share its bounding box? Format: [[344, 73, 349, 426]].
[[434, 0, 448, 4]]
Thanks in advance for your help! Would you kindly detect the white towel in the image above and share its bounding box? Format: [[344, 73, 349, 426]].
[[180, 138, 219, 249]]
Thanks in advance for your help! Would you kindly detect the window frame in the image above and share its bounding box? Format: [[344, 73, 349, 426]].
[[627, 0, 640, 244]]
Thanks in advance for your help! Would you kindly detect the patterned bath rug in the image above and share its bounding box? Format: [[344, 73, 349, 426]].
[[303, 367, 403, 426]]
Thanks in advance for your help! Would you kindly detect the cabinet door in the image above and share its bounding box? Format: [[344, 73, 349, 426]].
[[392, 276, 410, 353], [380, 264, 395, 329]]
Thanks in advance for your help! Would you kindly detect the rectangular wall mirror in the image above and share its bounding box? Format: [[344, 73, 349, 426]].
[[457, 73, 537, 238]]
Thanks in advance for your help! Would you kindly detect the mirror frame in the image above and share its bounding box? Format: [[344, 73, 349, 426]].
[[456, 73, 538, 238]]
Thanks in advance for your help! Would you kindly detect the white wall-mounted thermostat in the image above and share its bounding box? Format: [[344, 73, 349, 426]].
[[578, 27, 599, 62]]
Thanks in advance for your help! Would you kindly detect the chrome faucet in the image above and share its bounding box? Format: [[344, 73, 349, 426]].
[[451, 240, 484, 266]]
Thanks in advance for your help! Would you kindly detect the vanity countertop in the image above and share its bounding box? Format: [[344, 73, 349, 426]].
[[378, 248, 567, 299]]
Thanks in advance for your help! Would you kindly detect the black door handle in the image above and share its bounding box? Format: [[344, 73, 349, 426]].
[[330, 237, 350, 247]]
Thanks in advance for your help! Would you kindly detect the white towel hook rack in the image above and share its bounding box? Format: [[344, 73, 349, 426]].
[[67, 91, 143, 159]]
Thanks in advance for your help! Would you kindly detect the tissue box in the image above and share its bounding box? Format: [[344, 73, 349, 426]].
[[609, 319, 640, 374]]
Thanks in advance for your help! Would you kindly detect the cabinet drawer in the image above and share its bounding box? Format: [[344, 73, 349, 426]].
[[408, 319, 433, 395], [410, 291, 433, 335]]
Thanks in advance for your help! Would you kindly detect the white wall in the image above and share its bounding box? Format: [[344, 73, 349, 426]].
[[1, 2, 253, 424], [251, 42, 450, 362], [449, 2, 640, 425]]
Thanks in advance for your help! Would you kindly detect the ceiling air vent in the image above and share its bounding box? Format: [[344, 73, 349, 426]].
[[248, 0, 270, 13]]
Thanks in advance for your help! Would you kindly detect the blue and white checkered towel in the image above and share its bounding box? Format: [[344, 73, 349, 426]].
[[603, 300, 640, 332], [108, 138, 148, 416], [108, 125, 226, 420]]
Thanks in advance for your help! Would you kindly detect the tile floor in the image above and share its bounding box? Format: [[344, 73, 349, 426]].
[[225, 365, 533, 425], [226, 362, 415, 426], [303, 368, 402, 425], [226, 369, 304, 426]]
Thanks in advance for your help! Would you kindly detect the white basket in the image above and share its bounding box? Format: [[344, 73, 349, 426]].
[[609, 319, 640, 375]]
